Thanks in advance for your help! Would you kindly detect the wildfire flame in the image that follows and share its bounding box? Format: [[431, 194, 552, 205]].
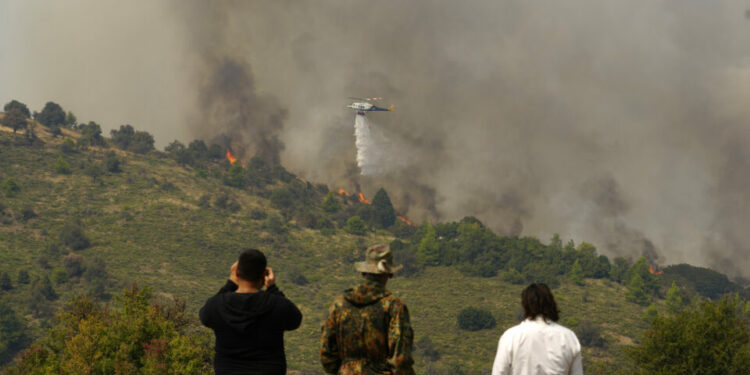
[[337, 189, 353, 197], [648, 265, 664, 275], [397, 216, 414, 226], [358, 192, 371, 205], [226, 149, 238, 164]]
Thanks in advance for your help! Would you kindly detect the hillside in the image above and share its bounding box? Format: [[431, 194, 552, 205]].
[[0, 114, 743, 374]]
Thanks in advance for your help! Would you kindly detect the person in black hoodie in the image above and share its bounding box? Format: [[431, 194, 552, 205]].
[[200, 248, 302, 375]]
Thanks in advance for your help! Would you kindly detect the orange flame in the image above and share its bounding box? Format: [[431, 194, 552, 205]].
[[397, 216, 414, 226], [648, 266, 664, 275], [358, 192, 371, 205], [226, 149, 237, 164], [338, 189, 353, 197]]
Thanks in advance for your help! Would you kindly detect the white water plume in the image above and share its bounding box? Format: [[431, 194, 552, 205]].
[[354, 114, 403, 176]]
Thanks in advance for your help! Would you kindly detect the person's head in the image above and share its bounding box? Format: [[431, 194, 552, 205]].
[[354, 244, 402, 285], [237, 248, 267, 285], [521, 283, 560, 322]]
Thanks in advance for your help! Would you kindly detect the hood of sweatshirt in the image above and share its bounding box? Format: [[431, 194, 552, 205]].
[[344, 279, 391, 307], [218, 290, 277, 332]]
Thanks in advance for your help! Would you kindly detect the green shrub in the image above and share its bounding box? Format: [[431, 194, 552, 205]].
[[1, 178, 20, 196], [344, 216, 367, 235], [59, 221, 91, 251], [457, 307, 496, 331], [54, 156, 71, 174]]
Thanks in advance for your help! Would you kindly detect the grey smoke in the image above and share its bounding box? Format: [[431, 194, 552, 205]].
[[2, 1, 750, 279]]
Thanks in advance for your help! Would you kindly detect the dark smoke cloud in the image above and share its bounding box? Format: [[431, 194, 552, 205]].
[[3, 1, 750, 279]]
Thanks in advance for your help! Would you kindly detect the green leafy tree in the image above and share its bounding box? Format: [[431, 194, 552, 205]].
[[36, 101, 66, 128], [129, 130, 155, 154], [570, 259, 584, 286], [63, 253, 85, 277], [77, 121, 105, 147], [0, 272, 11, 291], [344, 216, 368, 235], [34, 275, 57, 301], [626, 272, 650, 306], [625, 257, 658, 296], [609, 256, 631, 284], [3, 100, 31, 118], [51, 268, 69, 285], [4, 285, 212, 373], [665, 281, 685, 315], [1, 109, 27, 134], [54, 156, 72, 174], [371, 188, 396, 228], [628, 296, 750, 374], [223, 164, 247, 188], [417, 223, 442, 266], [457, 307, 496, 331], [576, 321, 606, 348], [321, 192, 340, 213], [65, 111, 77, 128], [110, 124, 135, 149]]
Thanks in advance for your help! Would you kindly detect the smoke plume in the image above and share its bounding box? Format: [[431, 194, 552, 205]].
[[3, 1, 750, 279]]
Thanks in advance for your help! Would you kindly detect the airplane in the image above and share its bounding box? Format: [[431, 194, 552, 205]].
[[347, 97, 394, 116]]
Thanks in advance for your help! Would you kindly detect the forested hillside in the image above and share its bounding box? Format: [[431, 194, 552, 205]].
[[2, 101, 749, 374]]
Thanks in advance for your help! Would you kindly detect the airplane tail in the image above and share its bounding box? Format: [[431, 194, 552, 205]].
[[388, 105, 394, 111]]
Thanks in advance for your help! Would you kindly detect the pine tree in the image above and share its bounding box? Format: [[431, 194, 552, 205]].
[[570, 259, 584, 285], [665, 281, 684, 314], [417, 223, 442, 266], [643, 303, 659, 324], [626, 273, 649, 305], [371, 188, 396, 228]]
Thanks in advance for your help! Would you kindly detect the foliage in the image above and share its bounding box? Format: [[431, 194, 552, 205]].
[[65, 111, 77, 128], [456, 307, 496, 331], [35, 102, 66, 128], [371, 188, 396, 228], [663, 263, 742, 299], [110, 124, 154, 154], [609, 257, 631, 284], [1, 178, 20, 197], [0, 301, 28, 365], [502, 268, 526, 285], [575, 320, 605, 348], [54, 156, 71, 175], [63, 254, 85, 277], [626, 273, 650, 306], [665, 281, 685, 314], [417, 223, 441, 266], [344, 216, 367, 236], [3, 100, 30, 118], [60, 138, 76, 154], [625, 257, 659, 297], [16, 271, 29, 285], [321, 192, 340, 213], [59, 221, 91, 251], [628, 295, 750, 374], [223, 164, 247, 188], [104, 152, 121, 173], [416, 336, 441, 362], [1, 109, 27, 134], [2, 285, 213, 374], [570, 259, 584, 286], [77, 122, 105, 147]]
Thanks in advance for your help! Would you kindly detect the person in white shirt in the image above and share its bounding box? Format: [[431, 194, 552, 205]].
[[492, 283, 583, 375]]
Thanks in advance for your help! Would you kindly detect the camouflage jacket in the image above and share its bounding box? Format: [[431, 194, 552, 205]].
[[320, 279, 415, 375]]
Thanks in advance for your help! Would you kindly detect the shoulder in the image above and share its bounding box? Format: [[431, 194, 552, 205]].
[[551, 322, 581, 347], [382, 294, 408, 311]]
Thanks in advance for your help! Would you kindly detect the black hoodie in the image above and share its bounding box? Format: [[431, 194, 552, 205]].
[[199, 280, 302, 375]]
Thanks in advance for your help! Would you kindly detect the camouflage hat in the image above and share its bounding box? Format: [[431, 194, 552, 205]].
[[354, 244, 402, 274]]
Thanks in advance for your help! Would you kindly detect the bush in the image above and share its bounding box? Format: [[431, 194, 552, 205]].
[[18, 206, 36, 222], [250, 209, 267, 220], [321, 192, 340, 213], [502, 268, 526, 285], [1, 178, 20, 196], [344, 216, 368, 235], [51, 268, 69, 285], [576, 321, 605, 348], [264, 214, 288, 235], [54, 156, 72, 174], [77, 121, 105, 147], [4, 100, 31, 118], [197, 194, 211, 209], [0, 272, 11, 291], [59, 221, 91, 251], [60, 137, 76, 153], [16, 270, 30, 285], [110, 124, 154, 153], [1, 109, 28, 134], [63, 253, 85, 277], [457, 307, 496, 331], [416, 336, 441, 362], [104, 152, 121, 173], [288, 268, 309, 286]]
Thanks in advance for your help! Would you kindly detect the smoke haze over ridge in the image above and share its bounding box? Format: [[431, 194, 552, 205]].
[[2, 1, 750, 278]]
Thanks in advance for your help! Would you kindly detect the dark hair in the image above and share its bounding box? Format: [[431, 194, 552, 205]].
[[521, 283, 560, 322], [237, 248, 267, 283]]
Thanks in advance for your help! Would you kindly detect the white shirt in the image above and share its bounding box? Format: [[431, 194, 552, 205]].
[[492, 317, 583, 375]]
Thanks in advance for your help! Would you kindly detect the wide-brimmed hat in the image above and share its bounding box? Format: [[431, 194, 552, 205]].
[[354, 244, 402, 274]]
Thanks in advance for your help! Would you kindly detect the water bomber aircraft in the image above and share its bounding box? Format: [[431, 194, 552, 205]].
[[347, 97, 394, 116]]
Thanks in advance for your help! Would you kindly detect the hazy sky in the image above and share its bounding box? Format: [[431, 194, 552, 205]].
[[2, 1, 750, 279]]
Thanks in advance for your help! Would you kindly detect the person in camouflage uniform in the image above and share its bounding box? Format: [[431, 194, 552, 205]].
[[320, 244, 415, 375]]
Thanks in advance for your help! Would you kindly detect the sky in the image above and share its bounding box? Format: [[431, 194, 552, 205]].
[[2, 0, 750, 280]]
